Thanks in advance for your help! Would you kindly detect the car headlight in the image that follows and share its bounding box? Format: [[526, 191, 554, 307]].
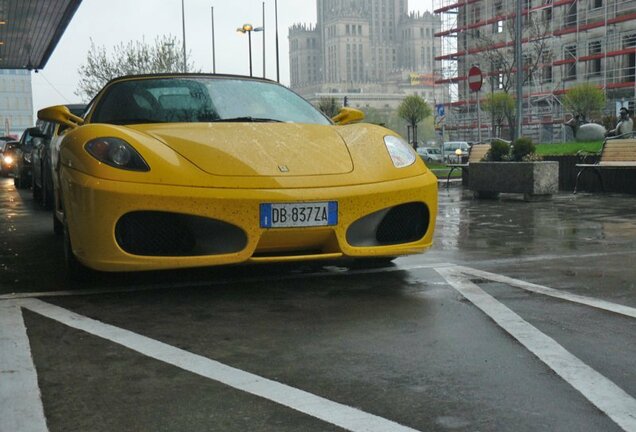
[[85, 137, 150, 171], [384, 135, 416, 168], [3, 155, 13, 165]]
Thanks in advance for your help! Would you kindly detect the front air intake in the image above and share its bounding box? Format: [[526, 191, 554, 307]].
[[115, 211, 247, 256], [346, 202, 429, 247]]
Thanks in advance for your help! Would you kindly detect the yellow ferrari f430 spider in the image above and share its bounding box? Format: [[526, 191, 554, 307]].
[[38, 74, 437, 277]]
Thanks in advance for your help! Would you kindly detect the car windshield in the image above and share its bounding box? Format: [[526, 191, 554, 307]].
[[91, 77, 331, 126]]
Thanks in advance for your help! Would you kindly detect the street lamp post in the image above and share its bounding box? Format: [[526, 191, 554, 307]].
[[211, 6, 216, 73], [261, 1, 265, 78], [237, 23, 263, 78], [275, 0, 280, 82], [181, 0, 187, 72]]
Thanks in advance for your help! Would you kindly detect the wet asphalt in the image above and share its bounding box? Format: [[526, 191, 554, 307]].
[[1, 176, 635, 432]]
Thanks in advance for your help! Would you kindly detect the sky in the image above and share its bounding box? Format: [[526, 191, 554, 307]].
[[31, 0, 435, 115]]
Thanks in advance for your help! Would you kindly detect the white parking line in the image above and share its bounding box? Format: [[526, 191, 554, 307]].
[[454, 265, 636, 319], [436, 267, 636, 432], [0, 301, 48, 432], [18, 298, 421, 432], [467, 250, 636, 268], [0, 262, 453, 301]]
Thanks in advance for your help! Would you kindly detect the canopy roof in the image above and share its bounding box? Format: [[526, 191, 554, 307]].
[[0, 0, 82, 70]]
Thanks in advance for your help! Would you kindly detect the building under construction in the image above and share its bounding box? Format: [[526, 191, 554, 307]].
[[434, 0, 636, 142]]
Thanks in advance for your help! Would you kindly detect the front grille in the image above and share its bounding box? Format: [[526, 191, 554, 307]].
[[346, 202, 429, 246], [115, 211, 247, 256]]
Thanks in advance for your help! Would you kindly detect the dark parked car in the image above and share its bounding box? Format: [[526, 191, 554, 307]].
[[1, 136, 16, 151], [32, 104, 86, 208], [1, 141, 19, 177], [14, 127, 46, 189], [1, 136, 17, 175]]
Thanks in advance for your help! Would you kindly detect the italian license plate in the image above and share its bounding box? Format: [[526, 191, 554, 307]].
[[260, 202, 338, 228]]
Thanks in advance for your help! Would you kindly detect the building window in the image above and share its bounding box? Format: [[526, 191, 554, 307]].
[[544, 7, 552, 23], [542, 51, 553, 83], [492, 62, 505, 89], [494, 20, 504, 34], [565, 2, 577, 26], [564, 45, 577, 80], [587, 41, 602, 78], [591, 0, 602, 9], [623, 33, 636, 81]]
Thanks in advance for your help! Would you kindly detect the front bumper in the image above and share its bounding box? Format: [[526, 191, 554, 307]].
[[61, 168, 438, 271]]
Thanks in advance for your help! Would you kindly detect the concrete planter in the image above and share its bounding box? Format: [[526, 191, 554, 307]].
[[469, 161, 559, 201]]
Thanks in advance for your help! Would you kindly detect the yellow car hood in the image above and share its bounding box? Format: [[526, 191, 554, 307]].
[[130, 123, 353, 177]]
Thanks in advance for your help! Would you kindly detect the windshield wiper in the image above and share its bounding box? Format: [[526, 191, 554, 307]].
[[211, 117, 283, 123]]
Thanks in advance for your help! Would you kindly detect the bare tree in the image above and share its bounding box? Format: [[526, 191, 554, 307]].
[[472, 11, 552, 138], [475, 13, 551, 93], [76, 35, 198, 101]]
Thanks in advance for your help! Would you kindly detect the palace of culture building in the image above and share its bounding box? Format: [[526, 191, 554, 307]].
[[289, 0, 445, 111]]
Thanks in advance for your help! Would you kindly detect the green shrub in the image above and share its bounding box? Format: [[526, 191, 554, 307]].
[[511, 136, 535, 161], [487, 139, 511, 161]]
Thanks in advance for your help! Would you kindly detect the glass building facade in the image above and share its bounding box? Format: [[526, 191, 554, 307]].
[[0, 70, 33, 137]]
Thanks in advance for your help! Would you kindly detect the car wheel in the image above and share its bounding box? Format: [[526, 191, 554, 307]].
[[41, 169, 52, 209], [64, 222, 92, 281], [32, 178, 41, 201], [53, 213, 64, 236]]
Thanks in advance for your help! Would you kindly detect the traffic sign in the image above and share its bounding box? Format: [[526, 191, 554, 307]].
[[435, 104, 445, 118], [468, 66, 483, 92]]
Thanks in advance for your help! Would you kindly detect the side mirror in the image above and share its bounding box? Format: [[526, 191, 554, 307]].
[[332, 107, 365, 125], [27, 126, 46, 138], [37, 105, 84, 129]]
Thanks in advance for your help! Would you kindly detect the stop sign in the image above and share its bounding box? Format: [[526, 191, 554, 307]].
[[468, 66, 483, 92]]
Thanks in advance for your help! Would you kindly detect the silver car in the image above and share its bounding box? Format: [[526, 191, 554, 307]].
[[417, 147, 443, 163]]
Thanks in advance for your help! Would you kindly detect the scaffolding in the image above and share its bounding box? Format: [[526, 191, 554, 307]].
[[434, 0, 636, 142]]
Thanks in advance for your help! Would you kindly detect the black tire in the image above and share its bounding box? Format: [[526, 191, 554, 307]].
[[64, 222, 92, 281], [53, 213, 64, 236], [32, 179, 41, 201], [41, 166, 53, 209], [16, 171, 29, 189]]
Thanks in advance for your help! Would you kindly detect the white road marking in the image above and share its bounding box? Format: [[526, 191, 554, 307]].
[[0, 301, 48, 432], [467, 250, 636, 267], [18, 298, 421, 432], [0, 262, 454, 301], [436, 267, 636, 432], [454, 265, 636, 319]]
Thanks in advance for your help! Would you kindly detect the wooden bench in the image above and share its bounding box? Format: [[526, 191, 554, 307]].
[[574, 134, 636, 193], [445, 143, 491, 188]]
